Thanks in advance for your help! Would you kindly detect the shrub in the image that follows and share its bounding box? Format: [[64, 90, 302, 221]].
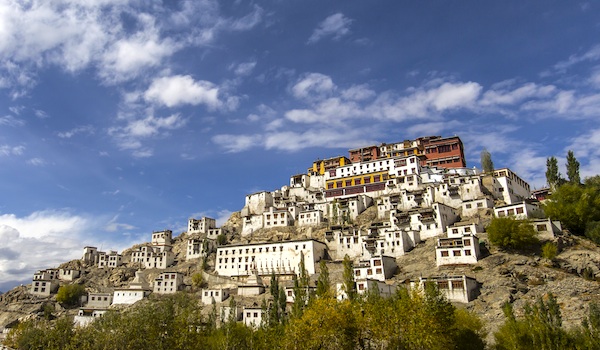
[[585, 221, 600, 245], [191, 272, 204, 289], [55, 284, 85, 306], [541, 242, 558, 260], [487, 217, 539, 250]]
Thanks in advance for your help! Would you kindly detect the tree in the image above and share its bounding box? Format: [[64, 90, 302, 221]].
[[56, 284, 86, 306], [191, 272, 204, 289], [481, 148, 494, 173], [487, 217, 539, 250], [495, 294, 570, 350], [316, 260, 331, 298], [546, 156, 561, 189], [543, 177, 600, 237], [342, 255, 356, 301], [541, 242, 558, 260], [566, 150, 581, 185]]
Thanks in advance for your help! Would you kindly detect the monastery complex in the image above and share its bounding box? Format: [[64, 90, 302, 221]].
[[21, 135, 564, 329]]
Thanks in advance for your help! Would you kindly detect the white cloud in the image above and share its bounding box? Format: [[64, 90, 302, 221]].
[[264, 129, 376, 152], [480, 83, 556, 106], [0, 210, 137, 290], [565, 128, 600, 178], [144, 75, 222, 109], [231, 61, 257, 76], [228, 5, 264, 31], [308, 13, 353, 44], [0, 145, 25, 157], [554, 44, 600, 71], [104, 214, 136, 232], [57, 125, 95, 138], [291, 73, 336, 100], [341, 84, 376, 101], [285, 97, 362, 124], [0, 115, 25, 127], [27, 158, 46, 166], [212, 134, 263, 153]]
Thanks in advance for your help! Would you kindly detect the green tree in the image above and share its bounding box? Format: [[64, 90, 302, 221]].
[[191, 272, 204, 289], [495, 294, 570, 350], [487, 217, 539, 250], [481, 148, 494, 173], [217, 233, 227, 246], [56, 283, 86, 306], [546, 156, 561, 190], [316, 260, 331, 298], [566, 150, 581, 185], [342, 255, 356, 301], [543, 177, 600, 237]]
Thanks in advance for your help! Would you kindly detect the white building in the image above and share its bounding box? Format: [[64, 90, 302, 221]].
[[494, 201, 544, 220], [151, 229, 173, 246], [284, 286, 317, 303], [411, 275, 479, 303], [74, 309, 108, 327], [243, 307, 264, 328], [391, 202, 459, 240], [82, 246, 99, 264], [86, 293, 113, 308], [112, 270, 152, 305], [237, 270, 266, 297], [153, 272, 183, 294], [493, 168, 531, 204], [201, 288, 230, 305], [30, 269, 59, 297], [436, 229, 481, 267], [356, 279, 396, 297], [187, 237, 215, 260], [59, 268, 81, 281], [353, 255, 397, 281], [297, 209, 325, 227], [130, 244, 175, 269], [188, 218, 216, 234], [215, 239, 327, 278], [461, 197, 495, 217], [263, 207, 294, 229], [98, 250, 123, 268]]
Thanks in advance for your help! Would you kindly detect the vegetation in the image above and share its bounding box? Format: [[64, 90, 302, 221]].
[[494, 295, 600, 350], [487, 217, 539, 250], [481, 148, 494, 173], [5, 286, 486, 350], [191, 272, 204, 289], [55, 284, 86, 306], [546, 156, 561, 190], [543, 176, 600, 240], [541, 242, 558, 260], [342, 255, 356, 301], [566, 150, 581, 185]]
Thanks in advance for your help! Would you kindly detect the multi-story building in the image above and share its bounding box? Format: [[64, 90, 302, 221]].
[[390, 202, 459, 240], [188, 218, 216, 235], [243, 307, 265, 328], [297, 209, 325, 227], [494, 201, 544, 220], [82, 246, 99, 265], [420, 135, 466, 169], [353, 255, 397, 281], [130, 244, 175, 269], [30, 269, 59, 297], [58, 268, 81, 281], [153, 272, 183, 294], [436, 223, 481, 266], [187, 237, 215, 260], [348, 145, 381, 163], [98, 250, 123, 268], [308, 156, 351, 176], [215, 239, 327, 278], [493, 168, 532, 204]]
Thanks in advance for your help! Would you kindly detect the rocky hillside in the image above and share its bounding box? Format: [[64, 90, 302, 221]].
[[1, 207, 600, 346]]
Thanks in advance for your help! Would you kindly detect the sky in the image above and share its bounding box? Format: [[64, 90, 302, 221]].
[[1, 1, 599, 291]]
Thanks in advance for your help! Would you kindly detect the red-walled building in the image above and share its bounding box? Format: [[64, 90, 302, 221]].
[[419, 136, 466, 169], [348, 145, 381, 163]]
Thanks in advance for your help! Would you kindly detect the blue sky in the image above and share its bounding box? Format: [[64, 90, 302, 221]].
[[1, 1, 599, 291]]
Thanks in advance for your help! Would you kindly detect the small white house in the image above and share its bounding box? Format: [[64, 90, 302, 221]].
[[153, 272, 183, 294], [243, 307, 265, 328], [98, 250, 123, 268], [353, 255, 397, 282], [59, 268, 81, 281], [494, 201, 544, 220], [188, 217, 216, 234], [411, 275, 479, 303], [86, 293, 113, 308], [201, 288, 230, 305], [356, 279, 395, 298], [73, 309, 108, 327], [30, 279, 59, 297], [436, 235, 480, 266], [112, 270, 152, 305], [297, 209, 325, 227]]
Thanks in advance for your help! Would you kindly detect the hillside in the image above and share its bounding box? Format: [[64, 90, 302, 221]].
[[1, 206, 600, 347]]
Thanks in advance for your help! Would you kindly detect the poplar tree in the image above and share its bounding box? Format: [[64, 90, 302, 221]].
[[316, 260, 331, 298], [546, 156, 561, 189], [342, 255, 356, 301], [566, 150, 581, 184], [480, 148, 494, 173]]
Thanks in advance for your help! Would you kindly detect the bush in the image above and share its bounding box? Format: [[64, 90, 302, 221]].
[[487, 217, 539, 250], [541, 242, 558, 260], [55, 284, 85, 306], [191, 272, 204, 289], [585, 221, 600, 245]]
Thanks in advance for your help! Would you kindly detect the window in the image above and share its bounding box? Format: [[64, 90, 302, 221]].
[[537, 224, 547, 231], [441, 251, 449, 257], [452, 281, 464, 289], [516, 207, 524, 214], [464, 240, 471, 246], [465, 250, 471, 256], [453, 250, 461, 256]]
